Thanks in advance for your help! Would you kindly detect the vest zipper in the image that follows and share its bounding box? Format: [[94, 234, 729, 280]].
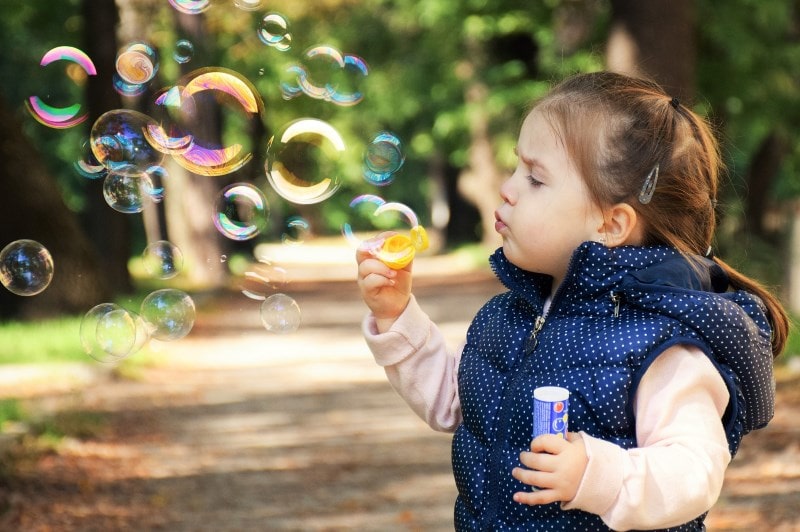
[[524, 315, 546, 354], [610, 291, 621, 317]]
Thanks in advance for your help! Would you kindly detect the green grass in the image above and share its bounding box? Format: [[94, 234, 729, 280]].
[[0, 317, 87, 365]]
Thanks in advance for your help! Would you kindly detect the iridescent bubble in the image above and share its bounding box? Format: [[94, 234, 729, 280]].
[[102, 172, 154, 213], [258, 13, 292, 51], [327, 53, 369, 107], [81, 303, 125, 363], [341, 194, 386, 248], [170, 68, 264, 176], [143, 166, 167, 202], [0, 240, 54, 297], [363, 132, 404, 186], [116, 42, 158, 85], [281, 216, 310, 245], [234, 0, 262, 10], [265, 118, 345, 205], [26, 46, 97, 129], [279, 64, 306, 100], [240, 259, 288, 300], [140, 288, 196, 341], [212, 183, 269, 241], [142, 240, 183, 279], [260, 293, 301, 334], [90, 109, 165, 176], [173, 39, 195, 64], [341, 196, 421, 267], [168, 0, 210, 15], [73, 138, 107, 180]]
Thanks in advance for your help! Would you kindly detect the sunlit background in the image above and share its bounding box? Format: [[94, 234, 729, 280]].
[[0, 0, 799, 529]]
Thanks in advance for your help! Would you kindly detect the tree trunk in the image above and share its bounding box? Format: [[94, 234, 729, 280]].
[[82, 0, 134, 294], [607, 0, 696, 100], [0, 95, 111, 319], [743, 130, 789, 238]]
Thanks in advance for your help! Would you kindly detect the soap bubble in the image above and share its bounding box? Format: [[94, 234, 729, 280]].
[[25, 46, 96, 129], [0, 240, 54, 296], [266, 118, 345, 205], [173, 39, 195, 64], [90, 109, 165, 176], [80, 304, 150, 363], [363, 132, 404, 186], [212, 183, 269, 241], [341, 195, 421, 267], [116, 42, 158, 85], [142, 240, 183, 279], [281, 216, 311, 245], [260, 293, 301, 334], [168, 68, 264, 176], [289, 46, 369, 106], [140, 289, 196, 341], [234, 0, 262, 10], [112, 73, 148, 98], [239, 259, 288, 300], [327, 53, 369, 107], [102, 172, 154, 213], [258, 13, 292, 51], [168, 0, 210, 15], [73, 138, 107, 180]]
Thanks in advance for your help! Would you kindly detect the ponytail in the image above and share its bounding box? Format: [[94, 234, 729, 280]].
[[713, 256, 789, 358]]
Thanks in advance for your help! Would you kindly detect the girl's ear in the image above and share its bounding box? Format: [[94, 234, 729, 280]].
[[598, 203, 644, 247]]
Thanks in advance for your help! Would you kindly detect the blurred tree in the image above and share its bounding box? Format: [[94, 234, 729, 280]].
[[0, 93, 111, 319]]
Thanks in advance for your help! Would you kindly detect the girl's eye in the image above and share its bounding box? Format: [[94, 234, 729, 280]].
[[526, 174, 543, 187]]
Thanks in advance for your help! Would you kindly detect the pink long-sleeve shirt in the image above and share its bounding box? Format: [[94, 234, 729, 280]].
[[363, 295, 732, 531]]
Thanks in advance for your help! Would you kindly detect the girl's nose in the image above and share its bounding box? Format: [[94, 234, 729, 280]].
[[499, 175, 515, 204]]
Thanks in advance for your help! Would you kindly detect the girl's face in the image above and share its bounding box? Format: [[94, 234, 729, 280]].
[[494, 109, 605, 290]]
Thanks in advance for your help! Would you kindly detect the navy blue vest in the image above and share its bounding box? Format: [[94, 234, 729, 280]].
[[453, 242, 774, 531]]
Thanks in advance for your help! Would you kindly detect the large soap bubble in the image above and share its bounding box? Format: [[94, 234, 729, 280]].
[[0, 240, 54, 296], [25, 46, 96, 129], [266, 118, 345, 205], [80, 303, 150, 363], [90, 109, 165, 176], [363, 132, 404, 186], [140, 289, 196, 341], [116, 42, 159, 85]]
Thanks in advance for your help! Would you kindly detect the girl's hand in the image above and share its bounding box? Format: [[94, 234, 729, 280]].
[[511, 432, 588, 506], [356, 233, 413, 332]]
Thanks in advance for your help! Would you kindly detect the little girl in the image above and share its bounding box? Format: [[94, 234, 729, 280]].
[[356, 71, 788, 531]]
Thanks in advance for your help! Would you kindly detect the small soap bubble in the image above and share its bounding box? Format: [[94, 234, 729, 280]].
[[116, 42, 158, 85], [327, 53, 369, 107], [258, 13, 292, 51], [265, 118, 345, 205], [281, 216, 311, 245], [168, 0, 210, 15], [363, 132, 404, 186], [90, 109, 165, 176], [260, 293, 301, 334], [143, 165, 167, 202], [234, 0, 262, 10], [73, 138, 107, 180], [142, 240, 183, 279], [173, 39, 195, 64], [102, 172, 154, 213], [341, 194, 386, 248], [212, 183, 270, 241], [0, 240, 54, 297], [140, 288, 196, 341], [240, 259, 288, 300]]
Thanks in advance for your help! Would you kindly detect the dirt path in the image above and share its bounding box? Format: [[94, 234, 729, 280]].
[[1, 273, 799, 531]]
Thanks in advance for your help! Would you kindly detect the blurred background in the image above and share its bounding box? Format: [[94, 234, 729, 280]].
[[1, 0, 799, 529]]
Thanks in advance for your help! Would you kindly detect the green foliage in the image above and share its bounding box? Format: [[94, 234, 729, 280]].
[[0, 399, 24, 428], [0, 318, 87, 365]]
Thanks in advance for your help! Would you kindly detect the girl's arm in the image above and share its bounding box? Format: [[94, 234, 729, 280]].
[[564, 344, 732, 529], [363, 295, 462, 432]]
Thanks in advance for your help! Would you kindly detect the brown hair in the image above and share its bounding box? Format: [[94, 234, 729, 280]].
[[533, 71, 788, 357]]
